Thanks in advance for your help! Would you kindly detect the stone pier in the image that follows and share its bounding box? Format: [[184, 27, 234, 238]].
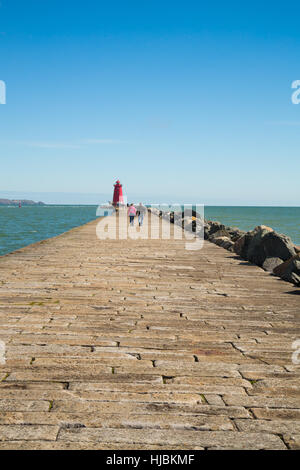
[[0, 214, 299, 449]]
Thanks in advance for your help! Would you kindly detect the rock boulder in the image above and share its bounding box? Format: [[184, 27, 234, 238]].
[[281, 258, 300, 285], [204, 221, 226, 240], [213, 236, 235, 250], [261, 232, 296, 262], [209, 229, 231, 241], [262, 257, 284, 273], [233, 233, 253, 258], [225, 227, 246, 242], [247, 225, 274, 266]]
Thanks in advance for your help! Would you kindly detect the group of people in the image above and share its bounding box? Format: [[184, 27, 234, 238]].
[[127, 203, 147, 227]]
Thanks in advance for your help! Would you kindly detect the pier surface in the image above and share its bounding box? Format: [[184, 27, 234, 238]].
[[0, 215, 299, 450]]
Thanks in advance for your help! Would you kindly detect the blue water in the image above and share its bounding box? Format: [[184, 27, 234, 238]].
[[0, 205, 299, 257], [0, 205, 98, 256], [204, 206, 300, 245]]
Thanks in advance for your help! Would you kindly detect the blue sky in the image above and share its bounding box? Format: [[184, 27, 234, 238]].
[[0, 0, 300, 205]]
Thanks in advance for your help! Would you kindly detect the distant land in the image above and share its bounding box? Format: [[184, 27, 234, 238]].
[[0, 199, 45, 206]]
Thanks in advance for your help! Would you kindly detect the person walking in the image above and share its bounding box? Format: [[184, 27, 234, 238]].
[[136, 202, 147, 227], [128, 203, 136, 226]]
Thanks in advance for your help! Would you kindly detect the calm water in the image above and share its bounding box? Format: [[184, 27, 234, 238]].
[[204, 206, 300, 245], [0, 205, 98, 256], [0, 205, 299, 257]]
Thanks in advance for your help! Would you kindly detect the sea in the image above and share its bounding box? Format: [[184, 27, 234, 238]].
[[0, 205, 299, 257]]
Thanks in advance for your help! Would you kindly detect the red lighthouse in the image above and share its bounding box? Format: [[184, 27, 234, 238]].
[[112, 179, 124, 206]]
